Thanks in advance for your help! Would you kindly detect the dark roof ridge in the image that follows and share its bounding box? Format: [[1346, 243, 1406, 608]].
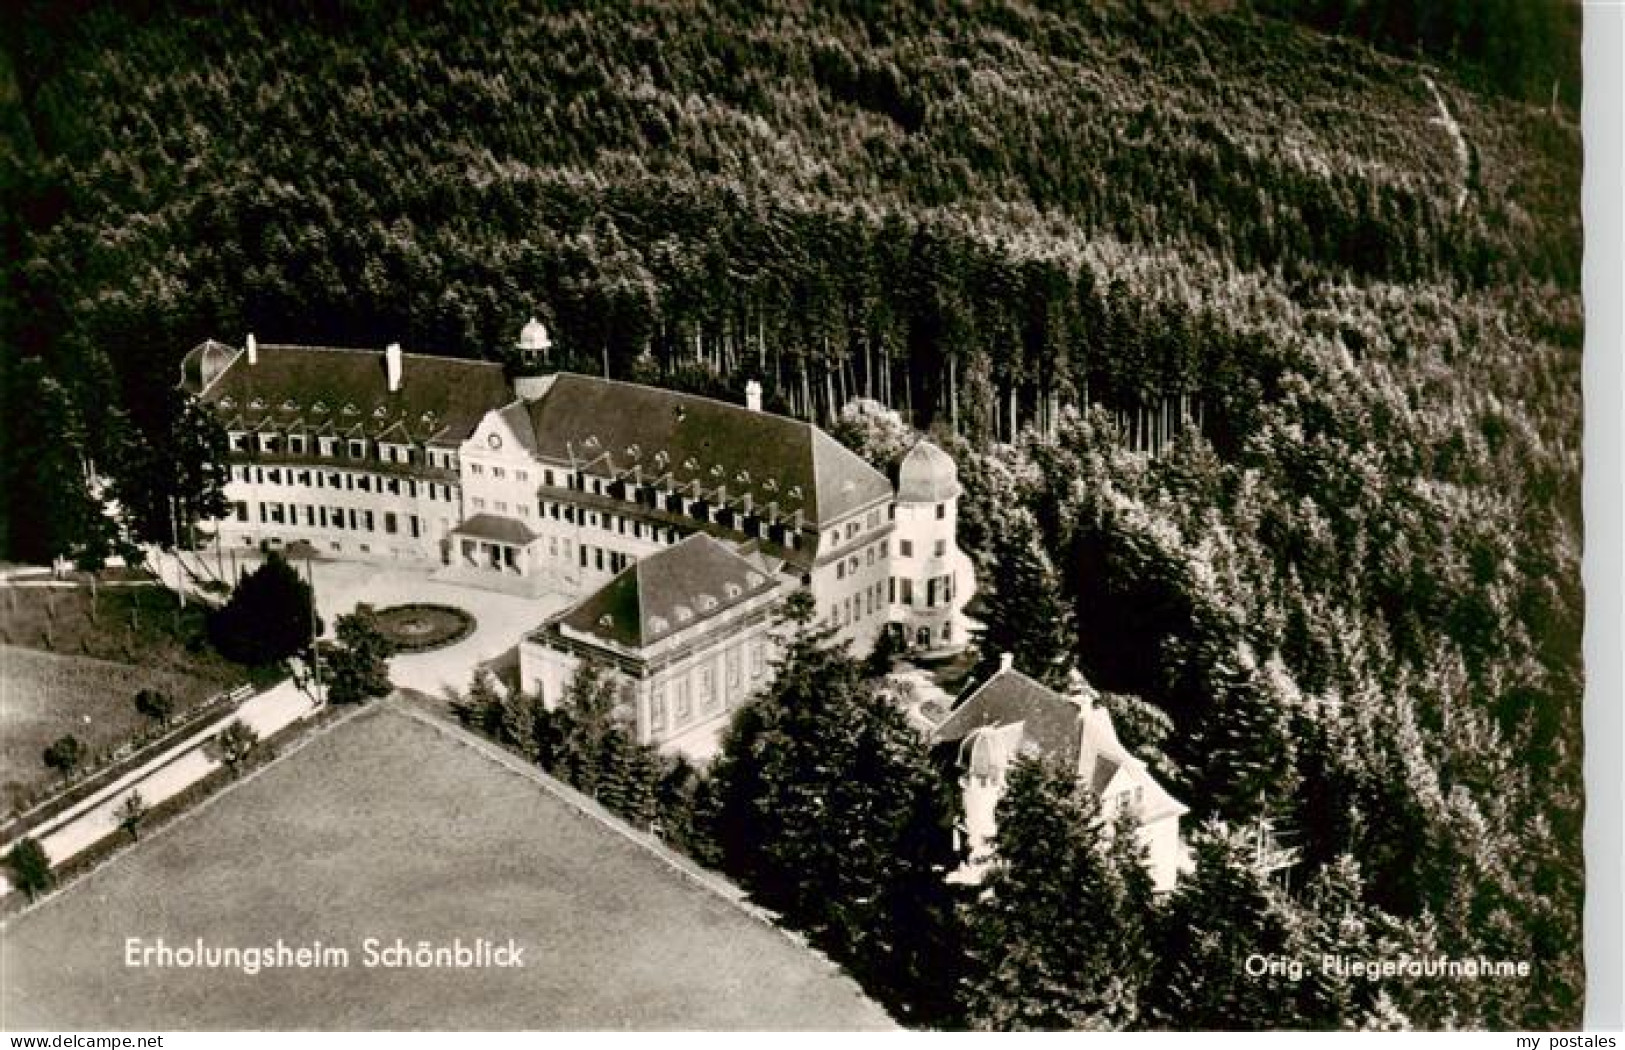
[[546, 371, 804, 428], [256, 342, 505, 368]]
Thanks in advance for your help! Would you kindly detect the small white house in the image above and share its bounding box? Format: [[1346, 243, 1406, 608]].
[[932, 658, 1189, 893]]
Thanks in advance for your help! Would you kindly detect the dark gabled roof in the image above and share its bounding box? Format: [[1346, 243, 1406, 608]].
[[495, 400, 538, 453], [452, 513, 538, 546], [556, 534, 781, 650], [935, 666, 1188, 822], [934, 667, 1086, 770], [524, 374, 892, 528], [196, 343, 510, 445]]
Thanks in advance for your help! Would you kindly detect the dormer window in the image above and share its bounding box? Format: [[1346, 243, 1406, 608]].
[[584, 435, 600, 449], [653, 451, 669, 468], [219, 396, 236, 409], [746, 571, 764, 587], [598, 614, 614, 629], [724, 582, 742, 599], [342, 402, 359, 415], [683, 458, 699, 473], [372, 405, 388, 418], [248, 397, 266, 410], [312, 401, 328, 414], [788, 486, 802, 500], [281, 398, 299, 411], [626, 444, 640, 458], [698, 594, 717, 611], [710, 464, 724, 478], [420, 410, 435, 423], [649, 615, 670, 634], [674, 605, 693, 623], [763, 478, 778, 492], [735, 470, 750, 484]]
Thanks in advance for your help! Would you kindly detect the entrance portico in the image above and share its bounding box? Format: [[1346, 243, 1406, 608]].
[[450, 513, 539, 577]]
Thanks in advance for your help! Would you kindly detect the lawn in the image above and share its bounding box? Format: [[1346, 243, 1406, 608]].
[[0, 646, 227, 812], [0, 585, 250, 810], [0, 705, 895, 1030]]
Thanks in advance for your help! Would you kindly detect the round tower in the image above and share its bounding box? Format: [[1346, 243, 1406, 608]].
[[890, 440, 973, 653]]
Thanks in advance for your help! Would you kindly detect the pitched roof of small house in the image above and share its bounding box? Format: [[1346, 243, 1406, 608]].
[[553, 533, 783, 651], [934, 666, 1187, 823], [523, 374, 892, 528]]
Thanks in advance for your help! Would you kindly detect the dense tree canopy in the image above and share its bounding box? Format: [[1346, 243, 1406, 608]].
[[0, 0, 1582, 1028]]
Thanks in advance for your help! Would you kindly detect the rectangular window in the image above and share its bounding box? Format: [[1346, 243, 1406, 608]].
[[516, 470, 528, 483], [934, 539, 946, 558], [700, 666, 718, 712], [471, 463, 484, 476], [836, 561, 846, 581], [889, 577, 896, 603], [900, 578, 914, 605], [234, 501, 248, 522], [357, 475, 371, 492], [899, 540, 913, 558], [650, 686, 667, 733], [349, 440, 365, 459], [330, 472, 342, 489], [495, 501, 508, 514], [545, 469, 555, 487], [289, 436, 305, 455], [751, 641, 766, 679], [363, 510, 375, 532], [493, 466, 506, 479], [579, 544, 588, 568], [867, 546, 876, 566], [473, 497, 486, 509], [594, 547, 604, 572], [384, 512, 398, 535], [675, 679, 692, 723], [410, 515, 420, 538], [936, 503, 947, 520]]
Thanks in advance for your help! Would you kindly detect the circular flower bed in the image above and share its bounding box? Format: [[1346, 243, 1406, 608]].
[[371, 604, 476, 653]]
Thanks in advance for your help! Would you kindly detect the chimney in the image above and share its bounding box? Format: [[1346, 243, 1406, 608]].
[[999, 652, 1015, 673], [246, 333, 258, 365], [385, 342, 403, 393], [745, 379, 763, 412]]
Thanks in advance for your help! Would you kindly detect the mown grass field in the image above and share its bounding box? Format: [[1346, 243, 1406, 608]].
[[0, 645, 224, 811], [0, 704, 894, 1030]]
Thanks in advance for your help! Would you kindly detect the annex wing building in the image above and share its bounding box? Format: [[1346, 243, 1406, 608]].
[[180, 333, 977, 753]]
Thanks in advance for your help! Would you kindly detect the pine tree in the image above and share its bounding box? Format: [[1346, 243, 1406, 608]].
[[959, 756, 1155, 1030], [970, 508, 1077, 687], [1146, 820, 1306, 1029], [208, 552, 320, 666], [709, 587, 962, 1024]]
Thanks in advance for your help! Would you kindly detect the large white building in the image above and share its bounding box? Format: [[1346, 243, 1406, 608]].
[[180, 333, 977, 754]]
